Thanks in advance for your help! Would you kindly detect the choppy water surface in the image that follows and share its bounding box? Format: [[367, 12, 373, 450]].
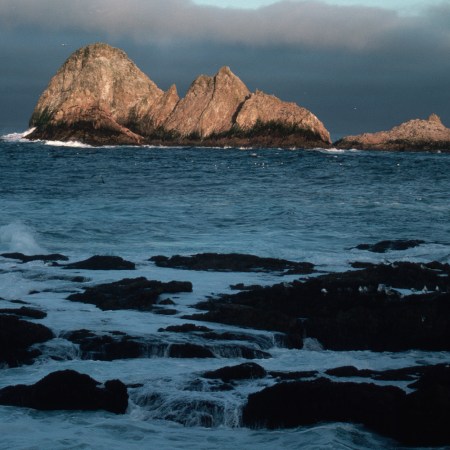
[[1, 132, 450, 449]]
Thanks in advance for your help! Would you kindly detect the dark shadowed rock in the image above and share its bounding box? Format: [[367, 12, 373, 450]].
[[1, 252, 68, 263], [242, 378, 404, 437], [0, 306, 46, 319], [158, 323, 213, 333], [185, 261, 450, 351], [63, 255, 135, 270], [0, 314, 54, 367], [269, 370, 318, 381], [203, 362, 266, 382], [150, 253, 314, 275], [67, 277, 192, 311], [0, 369, 128, 414], [355, 239, 425, 253]]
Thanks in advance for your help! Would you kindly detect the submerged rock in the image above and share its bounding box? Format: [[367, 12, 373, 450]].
[[0, 306, 46, 319], [27, 43, 331, 148], [63, 255, 136, 270], [336, 114, 450, 151], [67, 277, 192, 311], [0, 369, 128, 414], [354, 239, 425, 253], [1, 252, 68, 263], [0, 314, 54, 367], [151, 253, 314, 275]]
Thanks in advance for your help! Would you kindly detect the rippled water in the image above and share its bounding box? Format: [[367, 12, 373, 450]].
[[1, 131, 450, 449]]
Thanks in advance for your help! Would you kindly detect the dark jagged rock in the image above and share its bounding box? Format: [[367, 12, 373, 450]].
[[230, 283, 264, 291], [151, 253, 314, 275], [185, 261, 450, 351], [167, 343, 215, 358], [0, 314, 54, 367], [158, 324, 213, 333], [1, 252, 68, 263], [64, 329, 146, 361], [0, 369, 128, 414], [63, 255, 135, 270], [242, 371, 450, 446], [203, 362, 266, 382], [354, 239, 425, 253], [0, 306, 46, 319], [325, 364, 450, 382], [67, 277, 192, 311], [242, 378, 405, 436]]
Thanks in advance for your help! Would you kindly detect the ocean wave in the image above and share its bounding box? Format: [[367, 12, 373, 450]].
[[0, 221, 46, 254], [43, 140, 93, 148], [1, 128, 36, 142]]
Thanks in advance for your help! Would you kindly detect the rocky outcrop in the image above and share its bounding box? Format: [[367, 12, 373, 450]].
[[235, 90, 331, 144], [0, 370, 128, 414], [242, 370, 450, 447], [27, 43, 331, 148], [0, 314, 54, 367], [336, 114, 450, 151]]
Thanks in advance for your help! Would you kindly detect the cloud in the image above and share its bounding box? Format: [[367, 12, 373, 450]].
[[0, 0, 447, 52]]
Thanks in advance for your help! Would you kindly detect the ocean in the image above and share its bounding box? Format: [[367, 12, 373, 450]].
[[1, 130, 449, 449]]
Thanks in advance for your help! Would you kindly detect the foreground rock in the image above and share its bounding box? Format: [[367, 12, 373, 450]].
[[67, 277, 192, 311], [63, 255, 135, 270], [27, 43, 331, 148], [336, 114, 450, 151], [243, 366, 450, 447], [203, 362, 267, 383], [151, 253, 314, 275], [0, 369, 128, 414], [185, 261, 450, 351], [63, 329, 270, 360], [0, 314, 54, 367]]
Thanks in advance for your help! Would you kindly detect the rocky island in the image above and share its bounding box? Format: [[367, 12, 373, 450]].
[[336, 114, 450, 151], [26, 43, 331, 148]]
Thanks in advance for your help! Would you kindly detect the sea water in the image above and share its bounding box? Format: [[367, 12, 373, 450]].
[[1, 130, 450, 449]]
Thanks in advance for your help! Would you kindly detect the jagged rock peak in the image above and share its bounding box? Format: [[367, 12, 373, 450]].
[[30, 43, 164, 130], [428, 113, 442, 124], [165, 66, 251, 137]]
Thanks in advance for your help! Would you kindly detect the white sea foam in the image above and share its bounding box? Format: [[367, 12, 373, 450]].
[[0, 221, 46, 254], [43, 140, 93, 148], [1, 128, 36, 142]]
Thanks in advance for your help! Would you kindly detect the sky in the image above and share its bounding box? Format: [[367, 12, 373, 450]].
[[0, 0, 449, 139]]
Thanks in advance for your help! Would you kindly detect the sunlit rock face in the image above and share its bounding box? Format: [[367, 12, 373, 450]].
[[336, 114, 450, 151], [27, 43, 331, 147]]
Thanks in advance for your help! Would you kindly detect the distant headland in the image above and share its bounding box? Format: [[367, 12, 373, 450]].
[[26, 43, 450, 151]]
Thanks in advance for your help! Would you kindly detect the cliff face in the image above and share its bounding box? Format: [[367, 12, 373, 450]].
[[165, 66, 250, 137], [336, 114, 450, 151], [28, 43, 331, 147]]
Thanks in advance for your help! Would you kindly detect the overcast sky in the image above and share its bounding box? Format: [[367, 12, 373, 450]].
[[1, 0, 449, 138]]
